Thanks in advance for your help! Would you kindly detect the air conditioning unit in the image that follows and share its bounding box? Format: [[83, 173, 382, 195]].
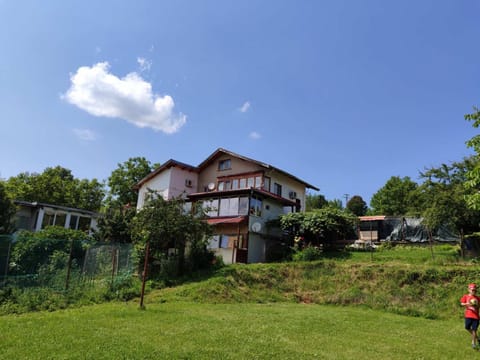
[[185, 179, 192, 187], [289, 191, 297, 199]]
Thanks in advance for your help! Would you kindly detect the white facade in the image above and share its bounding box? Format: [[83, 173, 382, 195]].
[[135, 148, 318, 264]]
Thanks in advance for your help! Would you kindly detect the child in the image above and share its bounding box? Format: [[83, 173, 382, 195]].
[[460, 283, 480, 349]]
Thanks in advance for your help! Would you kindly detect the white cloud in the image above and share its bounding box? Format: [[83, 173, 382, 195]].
[[249, 131, 261, 140], [73, 128, 97, 141], [63, 62, 186, 134], [239, 101, 251, 113], [137, 57, 152, 72]]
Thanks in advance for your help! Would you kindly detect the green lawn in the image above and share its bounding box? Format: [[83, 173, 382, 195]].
[[0, 301, 474, 359]]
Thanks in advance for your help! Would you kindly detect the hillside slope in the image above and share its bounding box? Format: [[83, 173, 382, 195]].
[[151, 257, 480, 320]]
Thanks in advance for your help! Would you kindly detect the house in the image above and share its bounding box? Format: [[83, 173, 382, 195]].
[[14, 200, 99, 234], [134, 148, 319, 264]]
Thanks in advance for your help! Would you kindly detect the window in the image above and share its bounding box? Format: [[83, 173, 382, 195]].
[[69, 215, 79, 229], [250, 196, 262, 217], [208, 235, 239, 249], [78, 217, 91, 232], [219, 197, 239, 216], [202, 196, 248, 217], [217, 173, 265, 190], [218, 180, 231, 191], [273, 183, 282, 197], [232, 179, 239, 190], [255, 176, 262, 189], [207, 235, 220, 249], [41, 212, 55, 229], [218, 159, 231, 171], [263, 177, 270, 192], [202, 199, 219, 217], [54, 213, 67, 227], [239, 197, 249, 215], [220, 235, 230, 248]]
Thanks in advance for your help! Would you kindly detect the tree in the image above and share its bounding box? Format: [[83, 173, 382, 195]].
[[4, 166, 105, 211], [0, 181, 16, 234], [305, 193, 328, 211], [327, 199, 343, 210], [370, 176, 418, 215], [464, 106, 480, 209], [279, 207, 357, 248], [96, 157, 159, 243], [107, 157, 159, 207], [95, 204, 136, 243], [416, 158, 480, 236], [346, 195, 368, 216], [132, 194, 212, 278]]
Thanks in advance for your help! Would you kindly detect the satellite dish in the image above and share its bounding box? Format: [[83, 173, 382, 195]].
[[207, 182, 216, 191], [251, 222, 262, 233]]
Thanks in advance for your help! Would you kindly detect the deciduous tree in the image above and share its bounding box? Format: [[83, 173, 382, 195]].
[[132, 194, 212, 277], [107, 157, 159, 207], [280, 208, 357, 248], [346, 195, 368, 216], [0, 181, 16, 234], [370, 176, 418, 216], [416, 157, 480, 236], [464, 106, 480, 209], [305, 193, 328, 211], [4, 166, 105, 211]]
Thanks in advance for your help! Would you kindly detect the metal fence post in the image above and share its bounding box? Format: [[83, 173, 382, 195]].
[[65, 239, 74, 290], [139, 240, 150, 309]]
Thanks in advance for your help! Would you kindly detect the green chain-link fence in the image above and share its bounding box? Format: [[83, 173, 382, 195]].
[[0, 235, 134, 290]]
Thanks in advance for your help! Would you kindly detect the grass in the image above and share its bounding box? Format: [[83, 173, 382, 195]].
[[1, 244, 478, 358], [0, 301, 474, 359]]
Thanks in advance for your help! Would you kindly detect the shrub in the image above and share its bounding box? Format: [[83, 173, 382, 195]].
[[293, 246, 322, 261]]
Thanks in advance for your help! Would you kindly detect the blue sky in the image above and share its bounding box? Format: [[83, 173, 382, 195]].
[[0, 1, 479, 206]]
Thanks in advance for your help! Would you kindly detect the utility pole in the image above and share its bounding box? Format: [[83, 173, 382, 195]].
[[343, 193, 350, 208]]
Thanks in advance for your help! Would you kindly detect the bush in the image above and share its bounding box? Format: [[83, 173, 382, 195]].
[[293, 246, 322, 261]]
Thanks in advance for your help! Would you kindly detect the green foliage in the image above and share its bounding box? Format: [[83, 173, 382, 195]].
[[292, 245, 322, 261], [327, 198, 343, 209], [10, 226, 91, 275], [464, 107, 480, 209], [346, 195, 367, 216], [416, 157, 480, 235], [132, 195, 213, 278], [4, 166, 105, 211], [305, 192, 328, 210], [0, 181, 16, 234], [158, 245, 471, 321], [107, 157, 159, 206], [370, 176, 418, 215], [0, 274, 142, 314], [280, 207, 357, 247], [95, 204, 136, 242]]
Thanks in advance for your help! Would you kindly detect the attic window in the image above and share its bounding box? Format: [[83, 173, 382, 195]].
[[218, 159, 231, 171]]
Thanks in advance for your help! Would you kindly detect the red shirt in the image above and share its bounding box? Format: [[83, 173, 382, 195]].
[[461, 294, 480, 319]]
